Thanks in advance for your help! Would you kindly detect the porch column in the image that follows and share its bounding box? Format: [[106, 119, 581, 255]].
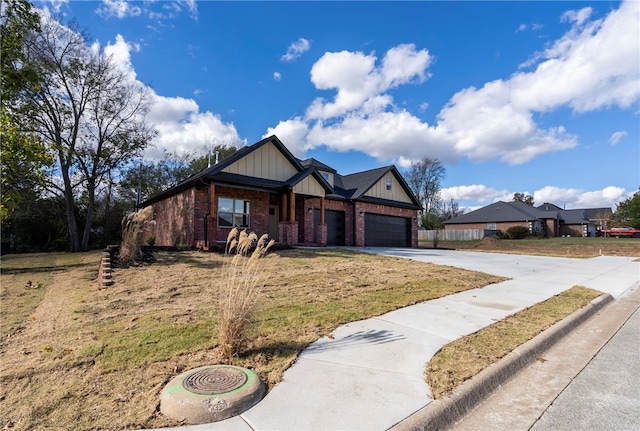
[[317, 196, 327, 246], [289, 191, 296, 222], [281, 194, 287, 222]]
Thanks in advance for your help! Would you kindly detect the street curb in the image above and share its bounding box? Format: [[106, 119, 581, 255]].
[[390, 293, 614, 431]]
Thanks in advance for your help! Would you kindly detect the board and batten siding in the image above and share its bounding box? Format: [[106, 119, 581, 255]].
[[222, 141, 297, 180], [320, 171, 334, 187], [293, 175, 325, 197], [364, 173, 413, 203]]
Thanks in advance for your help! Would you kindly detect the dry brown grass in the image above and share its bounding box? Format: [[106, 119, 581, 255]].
[[431, 236, 640, 258], [0, 248, 503, 431]]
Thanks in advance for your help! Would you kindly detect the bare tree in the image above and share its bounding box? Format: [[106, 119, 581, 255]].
[[24, 15, 155, 251], [513, 192, 534, 206], [406, 157, 446, 228], [440, 198, 464, 221]]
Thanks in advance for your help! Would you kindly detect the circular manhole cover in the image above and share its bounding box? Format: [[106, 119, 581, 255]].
[[160, 365, 266, 425], [183, 366, 248, 395]]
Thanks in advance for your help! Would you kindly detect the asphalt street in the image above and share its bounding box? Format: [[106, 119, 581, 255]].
[[530, 305, 640, 431]]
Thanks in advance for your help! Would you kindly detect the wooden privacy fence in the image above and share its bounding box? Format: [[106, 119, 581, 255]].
[[419, 229, 493, 241]]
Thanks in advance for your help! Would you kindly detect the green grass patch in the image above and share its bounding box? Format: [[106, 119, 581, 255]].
[[89, 314, 218, 371], [426, 285, 603, 399]]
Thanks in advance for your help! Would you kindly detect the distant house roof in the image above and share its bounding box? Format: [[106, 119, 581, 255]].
[[444, 200, 611, 225], [444, 201, 542, 224]]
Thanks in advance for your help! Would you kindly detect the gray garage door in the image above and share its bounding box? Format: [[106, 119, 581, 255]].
[[364, 213, 411, 247], [314, 209, 345, 246]]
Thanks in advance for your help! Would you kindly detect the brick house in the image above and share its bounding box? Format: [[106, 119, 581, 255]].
[[139, 135, 421, 249], [443, 201, 612, 237]]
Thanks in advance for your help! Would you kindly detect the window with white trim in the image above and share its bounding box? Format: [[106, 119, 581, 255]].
[[487, 222, 497, 230], [218, 198, 250, 228]]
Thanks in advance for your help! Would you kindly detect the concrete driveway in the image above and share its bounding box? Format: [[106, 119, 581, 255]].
[[356, 247, 639, 298]]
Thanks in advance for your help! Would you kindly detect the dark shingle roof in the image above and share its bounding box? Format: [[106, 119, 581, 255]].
[[445, 200, 612, 225], [140, 135, 420, 210], [444, 201, 543, 224], [299, 158, 337, 173]]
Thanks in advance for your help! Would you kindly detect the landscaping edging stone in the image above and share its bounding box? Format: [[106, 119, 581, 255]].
[[160, 365, 266, 425]]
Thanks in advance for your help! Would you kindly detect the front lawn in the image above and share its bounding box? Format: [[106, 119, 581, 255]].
[[0, 248, 504, 430]]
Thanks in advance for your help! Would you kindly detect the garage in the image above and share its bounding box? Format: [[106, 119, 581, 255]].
[[314, 209, 345, 246], [364, 213, 411, 247]]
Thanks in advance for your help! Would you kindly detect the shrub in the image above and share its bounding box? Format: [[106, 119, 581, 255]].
[[505, 225, 529, 239], [147, 235, 156, 247], [218, 228, 275, 362]]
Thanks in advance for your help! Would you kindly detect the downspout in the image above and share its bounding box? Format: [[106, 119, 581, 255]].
[[201, 178, 210, 249]]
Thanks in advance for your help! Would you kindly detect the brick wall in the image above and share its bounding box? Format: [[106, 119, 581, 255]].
[[148, 188, 196, 247], [150, 187, 418, 248], [210, 186, 271, 245]]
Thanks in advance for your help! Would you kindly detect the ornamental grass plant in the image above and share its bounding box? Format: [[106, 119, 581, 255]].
[[218, 228, 275, 361], [120, 206, 155, 265]]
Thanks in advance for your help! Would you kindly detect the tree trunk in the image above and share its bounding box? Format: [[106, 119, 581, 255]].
[[61, 165, 80, 252], [81, 178, 96, 251]]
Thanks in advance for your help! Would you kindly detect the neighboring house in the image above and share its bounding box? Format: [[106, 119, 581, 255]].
[[139, 135, 421, 249], [443, 201, 612, 237]]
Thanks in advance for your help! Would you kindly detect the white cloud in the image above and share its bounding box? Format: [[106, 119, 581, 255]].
[[516, 24, 527, 33], [281, 38, 311, 62], [264, 118, 310, 157], [97, 0, 142, 19], [609, 130, 628, 145], [39, 0, 68, 14], [441, 185, 508, 204], [91, 33, 242, 160], [101, 34, 140, 80], [561, 6, 593, 26], [272, 1, 638, 168], [443, 184, 628, 210], [306, 44, 432, 121], [534, 185, 628, 209], [273, 72, 282, 81], [515, 1, 639, 113], [146, 94, 242, 160]]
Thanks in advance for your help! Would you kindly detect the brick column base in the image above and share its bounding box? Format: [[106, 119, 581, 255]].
[[316, 223, 327, 246], [279, 221, 299, 246]]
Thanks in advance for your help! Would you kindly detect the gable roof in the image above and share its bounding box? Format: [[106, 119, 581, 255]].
[[445, 200, 611, 225], [140, 135, 420, 209], [444, 201, 543, 224], [328, 166, 421, 209]]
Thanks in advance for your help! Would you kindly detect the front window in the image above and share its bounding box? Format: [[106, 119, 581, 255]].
[[386, 178, 392, 190], [487, 222, 497, 230], [218, 198, 250, 228]]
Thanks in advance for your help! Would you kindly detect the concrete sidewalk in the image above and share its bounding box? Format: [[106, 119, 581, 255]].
[[158, 249, 640, 431]]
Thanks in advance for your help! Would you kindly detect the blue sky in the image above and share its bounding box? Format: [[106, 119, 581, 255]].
[[36, 0, 639, 212]]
